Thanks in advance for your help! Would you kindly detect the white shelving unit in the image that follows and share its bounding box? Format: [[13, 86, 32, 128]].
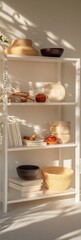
[[0, 54, 80, 213]]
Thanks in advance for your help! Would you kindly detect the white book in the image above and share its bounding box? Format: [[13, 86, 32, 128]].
[[8, 122, 15, 146], [8, 122, 13, 147], [15, 121, 22, 146], [9, 182, 41, 192], [9, 177, 43, 187], [19, 191, 43, 198], [12, 121, 19, 146], [8, 121, 19, 147], [9, 121, 18, 147], [10, 188, 43, 198]]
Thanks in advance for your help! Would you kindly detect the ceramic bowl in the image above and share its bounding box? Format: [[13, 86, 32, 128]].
[[40, 48, 64, 57], [16, 165, 40, 180]]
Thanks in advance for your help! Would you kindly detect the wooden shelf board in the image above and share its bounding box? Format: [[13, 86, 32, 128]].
[[8, 102, 77, 106], [8, 143, 77, 151], [0, 54, 79, 63], [6, 187, 76, 204]]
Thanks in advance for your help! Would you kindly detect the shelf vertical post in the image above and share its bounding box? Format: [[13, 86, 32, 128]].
[[2, 55, 8, 213], [57, 62, 62, 165], [75, 58, 80, 202]]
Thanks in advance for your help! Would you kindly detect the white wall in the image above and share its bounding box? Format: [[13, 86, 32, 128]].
[[0, 0, 81, 58], [1, 0, 81, 132], [0, 0, 81, 211]]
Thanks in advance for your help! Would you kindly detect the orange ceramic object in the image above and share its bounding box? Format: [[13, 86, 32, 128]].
[[35, 93, 46, 102], [44, 135, 57, 144]]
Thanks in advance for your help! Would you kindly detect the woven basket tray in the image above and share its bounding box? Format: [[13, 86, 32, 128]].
[[41, 166, 73, 192]]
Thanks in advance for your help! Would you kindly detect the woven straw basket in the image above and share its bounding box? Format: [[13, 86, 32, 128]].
[[41, 166, 73, 192]]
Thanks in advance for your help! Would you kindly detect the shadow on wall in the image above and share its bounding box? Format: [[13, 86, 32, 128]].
[[0, 0, 81, 57]]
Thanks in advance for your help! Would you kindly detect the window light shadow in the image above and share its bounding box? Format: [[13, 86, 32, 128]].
[[0, 0, 80, 56]]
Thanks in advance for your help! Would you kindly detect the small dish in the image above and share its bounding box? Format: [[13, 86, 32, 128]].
[[23, 138, 47, 146]]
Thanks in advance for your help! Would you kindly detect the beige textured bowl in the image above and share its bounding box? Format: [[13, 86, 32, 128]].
[[41, 166, 73, 192], [54, 133, 71, 143], [5, 39, 38, 56], [50, 125, 70, 134]]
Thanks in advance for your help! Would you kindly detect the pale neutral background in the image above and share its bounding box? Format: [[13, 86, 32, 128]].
[[0, 0, 81, 58], [0, 1, 81, 183], [0, 1, 81, 189], [0, 1, 81, 240]]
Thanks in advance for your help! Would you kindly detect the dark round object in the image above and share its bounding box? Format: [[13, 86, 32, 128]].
[[16, 165, 40, 180], [40, 48, 64, 57], [35, 93, 46, 102]]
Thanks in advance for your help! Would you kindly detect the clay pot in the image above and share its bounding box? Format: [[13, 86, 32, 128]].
[[44, 135, 58, 144], [35, 93, 46, 102], [5, 39, 39, 56], [17, 165, 40, 180]]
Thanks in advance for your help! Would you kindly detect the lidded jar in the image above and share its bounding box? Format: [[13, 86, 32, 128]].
[[5, 39, 39, 56]]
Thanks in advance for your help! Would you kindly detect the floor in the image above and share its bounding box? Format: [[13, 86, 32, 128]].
[[0, 198, 81, 240]]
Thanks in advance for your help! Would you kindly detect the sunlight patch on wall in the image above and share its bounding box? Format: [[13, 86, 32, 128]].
[[61, 39, 75, 50], [44, 31, 58, 41], [47, 37, 58, 46], [13, 12, 36, 28], [0, 2, 37, 39], [0, 11, 14, 23], [44, 31, 61, 46]]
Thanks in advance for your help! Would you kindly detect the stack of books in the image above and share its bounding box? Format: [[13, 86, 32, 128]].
[[9, 177, 43, 198], [8, 120, 22, 147]]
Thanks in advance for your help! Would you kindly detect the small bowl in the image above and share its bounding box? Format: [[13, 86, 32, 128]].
[[40, 48, 64, 57], [16, 164, 40, 180]]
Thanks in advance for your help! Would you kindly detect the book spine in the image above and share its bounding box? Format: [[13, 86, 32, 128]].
[[15, 121, 22, 146], [8, 122, 13, 147], [8, 121, 18, 147], [9, 182, 41, 192]]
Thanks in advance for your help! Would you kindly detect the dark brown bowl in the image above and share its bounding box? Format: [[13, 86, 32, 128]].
[[40, 48, 64, 57], [16, 165, 40, 180]]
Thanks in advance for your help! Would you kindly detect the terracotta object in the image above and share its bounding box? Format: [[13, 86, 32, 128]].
[[5, 39, 39, 56], [8, 91, 35, 102], [35, 93, 46, 102], [44, 135, 57, 144]]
